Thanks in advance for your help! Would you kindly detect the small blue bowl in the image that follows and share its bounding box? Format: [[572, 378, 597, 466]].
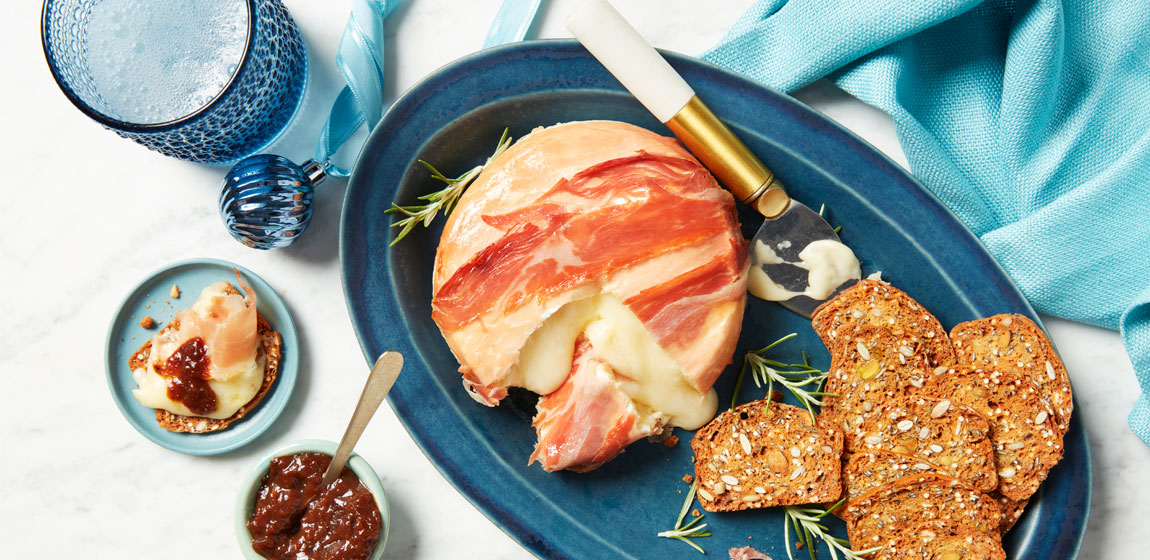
[[104, 258, 299, 455], [234, 439, 390, 560]]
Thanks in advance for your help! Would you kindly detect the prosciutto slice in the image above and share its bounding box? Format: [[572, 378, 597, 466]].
[[149, 269, 258, 381], [528, 337, 645, 472], [729, 546, 773, 560], [431, 121, 747, 471]]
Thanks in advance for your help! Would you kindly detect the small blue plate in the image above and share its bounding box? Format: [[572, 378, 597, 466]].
[[341, 41, 1089, 560], [105, 258, 298, 455]]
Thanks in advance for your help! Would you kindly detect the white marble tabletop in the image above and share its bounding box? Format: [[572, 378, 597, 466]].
[[4, 0, 1147, 558]]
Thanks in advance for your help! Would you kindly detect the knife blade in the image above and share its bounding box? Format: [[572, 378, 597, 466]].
[[566, 0, 861, 317]]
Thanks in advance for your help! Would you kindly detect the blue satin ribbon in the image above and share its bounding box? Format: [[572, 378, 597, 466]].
[[315, 0, 542, 178], [314, 0, 393, 177], [484, 0, 543, 48]]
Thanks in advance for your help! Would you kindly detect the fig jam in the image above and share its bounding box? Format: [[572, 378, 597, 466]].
[[247, 452, 382, 560], [158, 336, 216, 415]]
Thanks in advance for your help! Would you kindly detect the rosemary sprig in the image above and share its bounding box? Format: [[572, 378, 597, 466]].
[[749, 349, 830, 422], [818, 203, 843, 234], [385, 128, 513, 245], [729, 333, 833, 422], [657, 480, 711, 554], [784, 499, 881, 560], [730, 333, 797, 409]]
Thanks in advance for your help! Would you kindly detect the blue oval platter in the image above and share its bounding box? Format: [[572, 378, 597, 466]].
[[341, 41, 1089, 560], [105, 258, 299, 455]]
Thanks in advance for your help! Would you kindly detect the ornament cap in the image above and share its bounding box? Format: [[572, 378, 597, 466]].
[[302, 159, 328, 188]]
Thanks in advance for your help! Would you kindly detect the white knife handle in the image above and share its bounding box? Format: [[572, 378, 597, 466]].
[[565, 0, 694, 123]]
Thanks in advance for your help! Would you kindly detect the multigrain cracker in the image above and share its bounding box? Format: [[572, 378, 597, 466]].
[[875, 530, 1006, 560], [950, 314, 1073, 433], [841, 449, 951, 504], [812, 279, 955, 367], [925, 369, 1063, 501], [808, 285, 1073, 552], [843, 476, 1001, 549], [848, 395, 997, 493], [692, 401, 843, 511], [989, 490, 1028, 535], [818, 324, 933, 437], [128, 284, 282, 433]]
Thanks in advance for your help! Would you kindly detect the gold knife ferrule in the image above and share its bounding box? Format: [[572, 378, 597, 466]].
[[666, 95, 790, 219]]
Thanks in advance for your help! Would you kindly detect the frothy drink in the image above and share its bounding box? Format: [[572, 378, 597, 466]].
[[85, 0, 249, 124]]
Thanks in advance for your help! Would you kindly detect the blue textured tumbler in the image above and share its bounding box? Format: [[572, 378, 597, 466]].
[[42, 0, 307, 164]]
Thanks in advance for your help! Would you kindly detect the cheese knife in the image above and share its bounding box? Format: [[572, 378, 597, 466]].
[[566, 0, 860, 318]]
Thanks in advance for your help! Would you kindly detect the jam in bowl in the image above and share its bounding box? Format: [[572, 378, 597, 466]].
[[235, 440, 389, 560]]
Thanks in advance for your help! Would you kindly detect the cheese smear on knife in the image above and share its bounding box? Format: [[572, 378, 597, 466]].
[[132, 279, 264, 419], [430, 121, 747, 472], [747, 238, 861, 302]]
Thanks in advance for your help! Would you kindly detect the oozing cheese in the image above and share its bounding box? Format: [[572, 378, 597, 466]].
[[131, 282, 264, 419], [132, 353, 265, 419], [506, 293, 718, 430], [503, 297, 600, 395]]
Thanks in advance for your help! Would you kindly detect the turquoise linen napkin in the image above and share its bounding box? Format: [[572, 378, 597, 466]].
[[703, 0, 1150, 444]]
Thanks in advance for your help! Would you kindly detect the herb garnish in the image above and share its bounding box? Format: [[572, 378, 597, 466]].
[[729, 333, 832, 422], [784, 499, 881, 560], [385, 128, 513, 246], [657, 480, 711, 554], [730, 335, 871, 557], [818, 203, 843, 235]]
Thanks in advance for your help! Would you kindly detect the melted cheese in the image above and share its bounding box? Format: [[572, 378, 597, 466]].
[[132, 353, 264, 419], [506, 293, 717, 430], [503, 297, 597, 394], [131, 281, 263, 419]]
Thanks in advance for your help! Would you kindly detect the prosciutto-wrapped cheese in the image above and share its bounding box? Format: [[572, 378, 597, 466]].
[[431, 121, 748, 472]]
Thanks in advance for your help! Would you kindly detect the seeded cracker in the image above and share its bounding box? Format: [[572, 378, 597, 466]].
[[949, 314, 1073, 434], [843, 475, 1001, 550], [875, 531, 1006, 560], [841, 449, 952, 505], [691, 401, 843, 512], [924, 368, 1064, 501], [811, 279, 956, 367], [989, 490, 1028, 535], [809, 284, 1069, 553], [818, 324, 933, 438], [848, 395, 997, 493]]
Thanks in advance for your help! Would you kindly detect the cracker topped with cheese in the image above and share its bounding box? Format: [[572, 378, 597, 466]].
[[130, 271, 282, 433]]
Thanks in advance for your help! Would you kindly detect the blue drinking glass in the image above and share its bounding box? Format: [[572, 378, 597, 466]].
[[41, 0, 307, 164]]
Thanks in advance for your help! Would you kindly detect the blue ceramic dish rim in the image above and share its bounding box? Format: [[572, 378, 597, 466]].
[[340, 39, 1091, 559], [233, 439, 390, 560], [103, 257, 299, 455]]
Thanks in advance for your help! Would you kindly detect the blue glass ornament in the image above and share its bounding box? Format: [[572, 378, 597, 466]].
[[220, 155, 327, 249]]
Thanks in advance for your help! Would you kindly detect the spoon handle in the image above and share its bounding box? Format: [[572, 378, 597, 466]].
[[321, 351, 404, 487]]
